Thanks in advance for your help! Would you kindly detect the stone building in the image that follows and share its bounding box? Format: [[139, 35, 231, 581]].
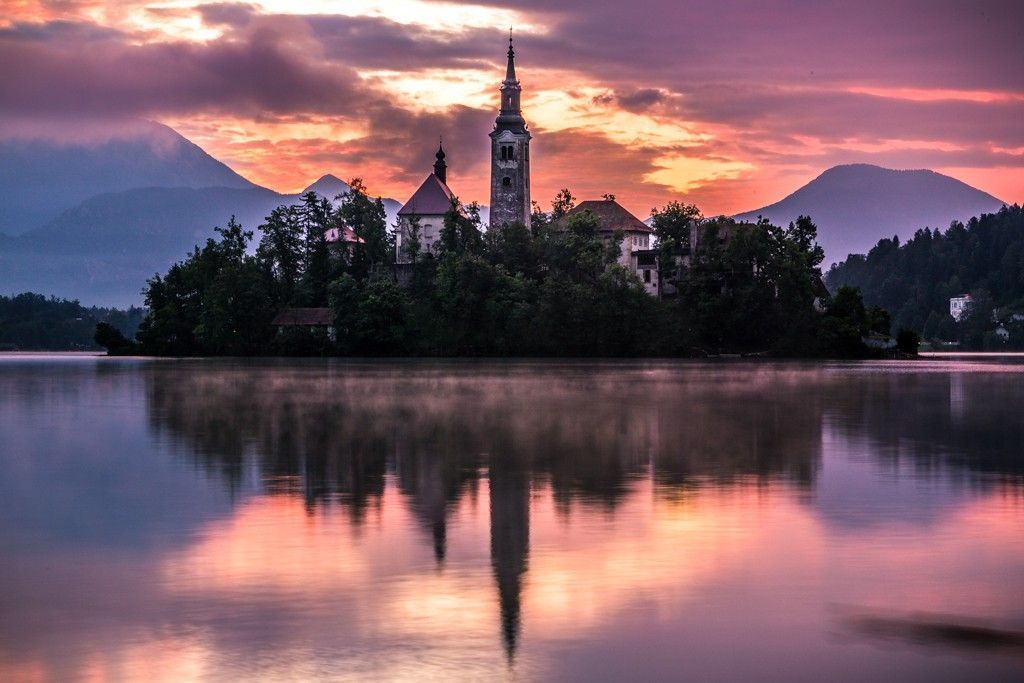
[[489, 34, 531, 231], [394, 141, 459, 264], [558, 198, 659, 296]]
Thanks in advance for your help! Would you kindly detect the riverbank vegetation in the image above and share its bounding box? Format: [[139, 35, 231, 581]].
[[827, 205, 1024, 350], [104, 182, 897, 358], [0, 293, 143, 351]]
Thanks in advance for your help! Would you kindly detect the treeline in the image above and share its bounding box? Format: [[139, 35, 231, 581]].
[[0, 292, 144, 351], [112, 181, 897, 358], [826, 204, 1024, 349]]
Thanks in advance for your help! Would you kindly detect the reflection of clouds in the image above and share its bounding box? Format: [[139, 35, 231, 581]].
[[4, 359, 1024, 680]]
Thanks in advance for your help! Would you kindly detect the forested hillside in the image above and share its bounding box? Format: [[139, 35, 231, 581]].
[[0, 293, 144, 350], [123, 184, 890, 358], [826, 205, 1024, 348]]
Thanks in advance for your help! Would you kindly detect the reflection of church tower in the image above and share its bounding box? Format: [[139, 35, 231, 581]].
[[396, 444, 451, 565], [489, 32, 532, 230], [489, 459, 530, 660]]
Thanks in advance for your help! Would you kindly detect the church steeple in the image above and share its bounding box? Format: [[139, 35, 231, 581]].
[[489, 31, 531, 231], [505, 30, 517, 83], [433, 138, 447, 185], [495, 32, 525, 133]]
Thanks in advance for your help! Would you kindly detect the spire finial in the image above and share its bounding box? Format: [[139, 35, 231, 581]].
[[433, 135, 447, 184], [504, 28, 517, 82]]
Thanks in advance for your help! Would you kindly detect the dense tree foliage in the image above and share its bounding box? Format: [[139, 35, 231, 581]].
[[121, 183, 884, 357], [826, 205, 1024, 349], [0, 292, 143, 350]]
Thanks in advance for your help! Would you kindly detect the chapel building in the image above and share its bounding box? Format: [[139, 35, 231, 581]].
[[395, 141, 458, 264]]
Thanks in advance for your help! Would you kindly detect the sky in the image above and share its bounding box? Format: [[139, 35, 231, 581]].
[[1, 0, 1022, 217]]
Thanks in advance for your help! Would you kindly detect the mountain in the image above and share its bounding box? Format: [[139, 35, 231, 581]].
[[300, 174, 402, 226], [0, 120, 257, 235], [303, 174, 352, 201], [1, 175, 404, 307], [734, 164, 1008, 263]]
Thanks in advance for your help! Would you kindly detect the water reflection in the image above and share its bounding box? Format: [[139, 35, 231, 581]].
[[1, 358, 1023, 680]]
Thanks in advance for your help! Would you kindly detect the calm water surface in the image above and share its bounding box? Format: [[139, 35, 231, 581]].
[[1, 356, 1022, 681]]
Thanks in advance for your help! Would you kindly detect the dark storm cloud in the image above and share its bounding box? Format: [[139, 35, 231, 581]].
[[453, 0, 1024, 91], [592, 89, 666, 113], [0, 17, 377, 118], [306, 15, 498, 71], [197, 2, 259, 28]]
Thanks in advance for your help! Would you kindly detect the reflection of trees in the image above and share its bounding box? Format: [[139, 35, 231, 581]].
[[820, 368, 1024, 481], [140, 359, 1024, 665], [144, 363, 830, 517]]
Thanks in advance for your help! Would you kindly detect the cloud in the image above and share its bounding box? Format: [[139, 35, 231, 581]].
[[0, 16, 378, 118], [1, 1, 1021, 210], [197, 2, 258, 28]]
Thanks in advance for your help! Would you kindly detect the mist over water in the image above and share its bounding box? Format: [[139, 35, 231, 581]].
[[1, 357, 1022, 680]]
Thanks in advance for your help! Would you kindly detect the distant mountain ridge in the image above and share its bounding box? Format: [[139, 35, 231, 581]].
[[734, 164, 1008, 264], [0, 126, 403, 306], [0, 179, 402, 306], [0, 120, 258, 235]]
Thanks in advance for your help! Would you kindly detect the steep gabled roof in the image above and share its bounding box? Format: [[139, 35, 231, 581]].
[[561, 199, 653, 233], [398, 173, 458, 216]]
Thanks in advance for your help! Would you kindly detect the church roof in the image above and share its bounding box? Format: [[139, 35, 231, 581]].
[[398, 174, 458, 217], [561, 199, 653, 233]]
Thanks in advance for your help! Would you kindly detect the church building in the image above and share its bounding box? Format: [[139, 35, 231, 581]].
[[489, 34, 531, 230], [394, 141, 458, 264]]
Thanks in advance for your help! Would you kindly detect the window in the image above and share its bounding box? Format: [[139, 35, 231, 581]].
[[502, 176, 511, 186], [507, 145, 514, 160], [644, 269, 652, 283]]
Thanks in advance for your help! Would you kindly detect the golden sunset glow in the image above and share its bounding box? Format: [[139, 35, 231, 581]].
[[1, 0, 1018, 218]]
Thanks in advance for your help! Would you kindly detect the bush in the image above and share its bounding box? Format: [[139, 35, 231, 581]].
[[896, 328, 920, 355]]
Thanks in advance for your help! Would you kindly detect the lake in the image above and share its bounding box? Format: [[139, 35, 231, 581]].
[[1, 355, 1022, 681]]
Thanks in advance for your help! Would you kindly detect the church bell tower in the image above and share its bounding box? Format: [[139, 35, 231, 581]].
[[489, 32, 531, 230]]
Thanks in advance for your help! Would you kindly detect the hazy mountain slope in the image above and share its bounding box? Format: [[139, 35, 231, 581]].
[[1, 176, 405, 307], [735, 164, 1007, 263], [0, 120, 257, 235], [303, 174, 402, 227]]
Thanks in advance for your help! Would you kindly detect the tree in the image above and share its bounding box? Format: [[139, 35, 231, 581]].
[[439, 199, 483, 256], [960, 288, 996, 349], [257, 205, 304, 305], [652, 201, 701, 291], [827, 205, 1024, 339], [341, 178, 391, 281]]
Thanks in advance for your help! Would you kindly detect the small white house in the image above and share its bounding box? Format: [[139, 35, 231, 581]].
[[950, 294, 971, 321]]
